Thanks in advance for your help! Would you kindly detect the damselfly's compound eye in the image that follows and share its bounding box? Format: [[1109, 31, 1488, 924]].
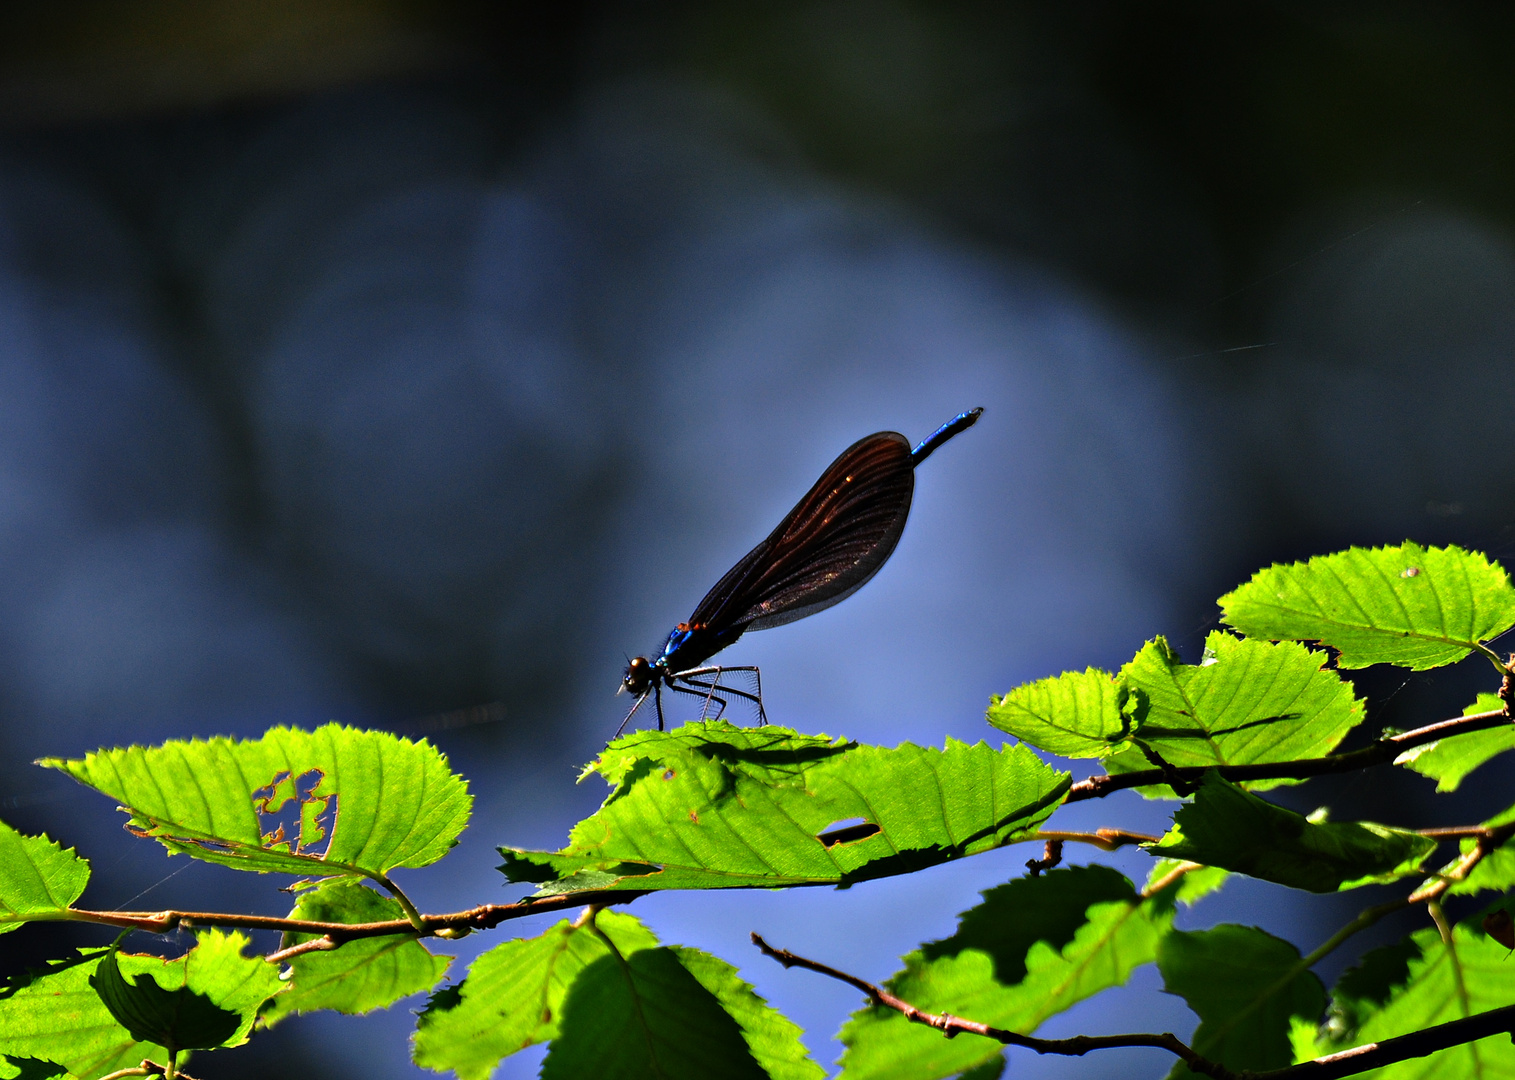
[[622, 656, 655, 696]]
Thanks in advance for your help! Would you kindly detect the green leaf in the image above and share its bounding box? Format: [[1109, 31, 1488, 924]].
[[1319, 938, 1420, 1045], [1147, 774, 1436, 893], [670, 947, 825, 1080], [40, 723, 471, 879], [501, 723, 1069, 893], [413, 911, 658, 1080], [539, 933, 769, 1080], [1311, 910, 1515, 1077], [1109, 633, 1364, 793], [92, 948, 239, 1053], [0, 949, 155, 1077], [1219, 543, 1515, 670], [839, 865, 1176, 1080], [986, 668, 1127, 757], [260, 880, 450, 1023], [1158, 924, 1324, 1078], [414, 911, 821, 1080], [1448, 799, 1515, 896], [0, 820, 89, 933], [1395, 692, 1515, 792], [92, 931, 283, 1053], [0, 933, 279, 1077]]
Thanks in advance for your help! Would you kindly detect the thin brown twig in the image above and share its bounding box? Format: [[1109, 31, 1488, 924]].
[[751, 931, 1515, 1080], [1065, 707, 1511, 802], [60, 888, 649, 945], [751, 932, 1238, 1079]]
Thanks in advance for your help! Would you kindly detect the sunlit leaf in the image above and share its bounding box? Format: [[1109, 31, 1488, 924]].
[[92, 948, 240, 1052], [1448, 799, 1515, 897], [1219, 543, 1515, 670], [986, 668, 1127, 757], [0, 820, 89, 933], [0, 949, 153, 1077], [1108, 633, 1364, 794], [1159, 924, 1324, 1079], [671, 946, 824, 1080], [839, 865, 1180, 1080], [261, 880, 450, 1023], [40, 723, 471, 880], [414, 911, 821, 1080], [414, 913, 658, 1079], [93, 931, 282, 1053], [1147, 774, 1436, 892], [1310, 906, 1515, 1077], [0, 933, 279, 1077], [1395, 692, 1515, 792], [502, 723, 1069, 893]]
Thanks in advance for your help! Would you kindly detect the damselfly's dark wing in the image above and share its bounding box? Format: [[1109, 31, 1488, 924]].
[[689, 432, 915, 633]]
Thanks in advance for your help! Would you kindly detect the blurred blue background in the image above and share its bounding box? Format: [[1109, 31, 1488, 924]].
[[3, 3, 1515, 1077]]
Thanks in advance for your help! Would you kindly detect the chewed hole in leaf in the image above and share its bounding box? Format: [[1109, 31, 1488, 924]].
[[817, 818, 880, 848], [252, 769, 336, 857]]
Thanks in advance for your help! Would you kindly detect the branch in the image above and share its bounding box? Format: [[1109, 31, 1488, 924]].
[[63, 889, 649, 949], [1248, 1002, 1515, 1079], [750, 933, 1239, 1080], [1066, 707, 1510, 802], [751, 932, 1515, 1080]]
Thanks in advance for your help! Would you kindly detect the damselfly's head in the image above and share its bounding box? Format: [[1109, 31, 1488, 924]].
[[622, 655, 656, 697]]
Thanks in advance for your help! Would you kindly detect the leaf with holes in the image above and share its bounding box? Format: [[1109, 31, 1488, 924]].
[[0, 819, 89, 933], [500, 722, 1069, 893], [1306, 905, 1515, 1077], [39, 724, 471, 880], [1147, 774, 1435, 892], [261, 880, 450, 1023], [1219, 543, 1515, 670], [1159, 925, 1324, 1079], [986, 667, 1129, 757], [1104, 632, 1364, 795], [1396, 692, 1515, 793], [838, 865, 1194, 1080]]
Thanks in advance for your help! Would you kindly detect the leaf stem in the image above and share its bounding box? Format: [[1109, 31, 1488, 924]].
[[369, 872, 424, 931]]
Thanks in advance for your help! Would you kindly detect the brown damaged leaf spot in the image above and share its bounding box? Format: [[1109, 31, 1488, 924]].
[[252, 769, 337, 857]]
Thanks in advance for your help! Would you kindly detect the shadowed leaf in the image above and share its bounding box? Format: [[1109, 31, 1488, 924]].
[[1148, 774, 1435, 892], [1159, 925, 1324, 1078]]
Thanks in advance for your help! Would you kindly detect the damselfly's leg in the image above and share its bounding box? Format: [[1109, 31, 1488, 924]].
[[615, 689, 650, 739], [668, 677, 731, 721], [673, 665, 765, 724]]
